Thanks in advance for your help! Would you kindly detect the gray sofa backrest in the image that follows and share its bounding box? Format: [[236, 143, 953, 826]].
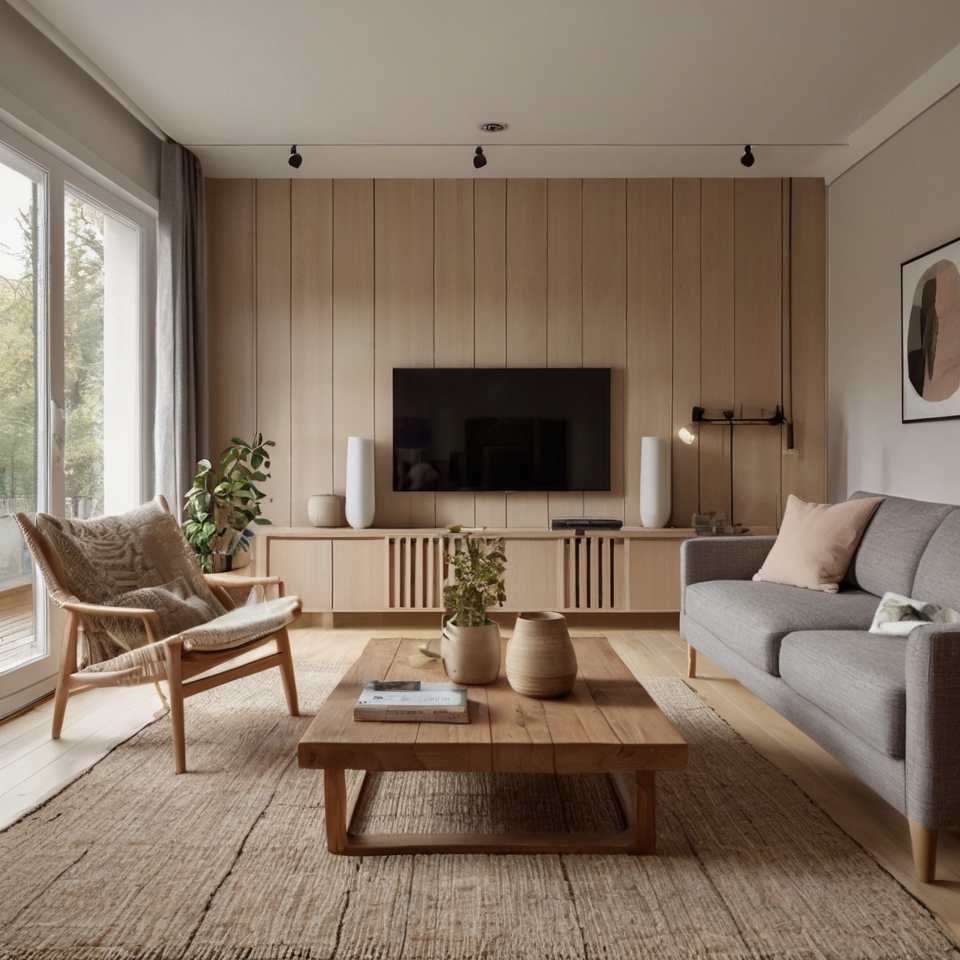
[[845, 492, 955, 597], [912, 508, 960, 610]]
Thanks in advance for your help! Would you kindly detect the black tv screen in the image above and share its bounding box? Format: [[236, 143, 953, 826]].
[[393, 368, 611, 492]]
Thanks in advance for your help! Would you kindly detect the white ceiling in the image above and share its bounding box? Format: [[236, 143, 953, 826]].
[[14, 0, 960, 182]]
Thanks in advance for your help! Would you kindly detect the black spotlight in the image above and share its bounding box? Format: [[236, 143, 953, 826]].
[[289, 145, 303, 169], [740, 145, 755, 168], [473, 146, 487, 170]]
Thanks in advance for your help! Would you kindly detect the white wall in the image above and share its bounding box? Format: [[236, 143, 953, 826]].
[[828, 84, 960, 504]]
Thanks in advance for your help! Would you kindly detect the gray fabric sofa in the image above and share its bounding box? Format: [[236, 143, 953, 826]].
[[680, 492, 960, 882]]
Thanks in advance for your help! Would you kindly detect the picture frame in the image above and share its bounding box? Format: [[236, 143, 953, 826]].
[[902, 234, 960, 423]]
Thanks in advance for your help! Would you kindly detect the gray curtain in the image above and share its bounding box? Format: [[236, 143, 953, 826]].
[[154, 141, 207, 517]]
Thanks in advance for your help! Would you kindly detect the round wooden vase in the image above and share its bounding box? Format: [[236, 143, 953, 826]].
[[441, 617, 501, 684], [506, 612, 578, 698]]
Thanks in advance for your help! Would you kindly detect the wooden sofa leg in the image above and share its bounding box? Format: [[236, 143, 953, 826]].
[[52, 613, 80, 739], [909, 820, 938, 883], [686, 644, 697, 679], [276, 627, 300, 717]]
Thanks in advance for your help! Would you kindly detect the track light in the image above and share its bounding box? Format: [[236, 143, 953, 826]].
[[288, 145, 302, 169], [740, 145, 755, 168], [473, 146, 487, 170]]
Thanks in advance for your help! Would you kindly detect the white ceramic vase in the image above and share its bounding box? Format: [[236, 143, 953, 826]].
[[639, 436, 671, 528], [345, 437, 375, 529], [506, 611, 578, 698], [441, 616, 501, 685]]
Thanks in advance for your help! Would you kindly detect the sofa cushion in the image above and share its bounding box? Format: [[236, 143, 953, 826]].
[[912, 508, 960, 613], [753, 494, 883, 593], [684, 579, 880, 676], [779, 631, 906, 758], [845, 492, 955, 598]]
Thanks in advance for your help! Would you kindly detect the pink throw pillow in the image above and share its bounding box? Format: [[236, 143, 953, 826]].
[[753, 495, 884, 593]]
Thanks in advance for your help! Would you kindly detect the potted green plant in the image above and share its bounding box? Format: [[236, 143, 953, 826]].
[[440, 532, 507, 684], [183, 434, 275, 572]]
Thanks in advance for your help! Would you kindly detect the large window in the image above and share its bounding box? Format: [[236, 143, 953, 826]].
[[0, 123, 155, 718]]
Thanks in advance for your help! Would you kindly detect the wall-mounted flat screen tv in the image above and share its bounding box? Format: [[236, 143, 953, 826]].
[[393, 367, 611, 492]]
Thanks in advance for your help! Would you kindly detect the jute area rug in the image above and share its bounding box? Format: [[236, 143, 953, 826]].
[[0, 661, 956, 960]]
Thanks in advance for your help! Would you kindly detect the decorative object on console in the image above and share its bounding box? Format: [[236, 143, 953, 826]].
[[901, 234, 960, 422], [753, 494, 884, 593], [345, 436, 375, 529], [182, 433, 274, 572], [439, 533, 507, 684], [506, 611, 578, 698], [639, 436, 671, 528], [307, 493, 342, 528]]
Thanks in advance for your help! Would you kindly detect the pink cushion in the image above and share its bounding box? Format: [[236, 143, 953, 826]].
[[753, 495, 885, 593]]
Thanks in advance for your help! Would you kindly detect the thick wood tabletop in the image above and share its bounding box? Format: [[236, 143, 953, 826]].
[[298, 637, 687, 775]]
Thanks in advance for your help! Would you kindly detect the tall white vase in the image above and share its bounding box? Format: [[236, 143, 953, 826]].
[[345, 436, 375, 529], [639, 436, 671, 528]]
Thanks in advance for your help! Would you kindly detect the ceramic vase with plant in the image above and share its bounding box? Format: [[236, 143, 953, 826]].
[[440, 533, 507, 684], [183, 433, 274, 572]]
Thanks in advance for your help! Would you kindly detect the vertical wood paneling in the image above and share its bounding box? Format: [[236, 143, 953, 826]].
[[255, 180, 292, 525], [206, 176, 825, 537], [474, 179, 507, 528], [290, 179, 333, 525], [375, 180, 435, 528], [206, 179, 255, 459], [671, 179, 701, 527], [699, 179, 735, 521], [506, 179, 548, 528], [434, 179, 476, 527], [626, 179, 673, 527], [583, 179, 626, 520], [783, 178, 826, 505], [332, 180, 375, 505], [547, 179, 583, 521], [734, 179, 782, 528]]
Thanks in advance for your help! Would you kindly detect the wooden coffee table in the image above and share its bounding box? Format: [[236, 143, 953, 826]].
[[298, 636, 687, 856]]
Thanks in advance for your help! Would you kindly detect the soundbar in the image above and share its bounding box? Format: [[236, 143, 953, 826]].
[[550, 518, 623, 531]]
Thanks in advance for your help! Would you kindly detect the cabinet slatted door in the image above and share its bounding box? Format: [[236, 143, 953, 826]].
[[389, 536, 445, 609]]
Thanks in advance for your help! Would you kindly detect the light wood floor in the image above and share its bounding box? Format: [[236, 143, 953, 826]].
[[3, 623, 960, 940]]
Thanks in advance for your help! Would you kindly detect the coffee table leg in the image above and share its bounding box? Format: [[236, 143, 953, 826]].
[[634, 770, 656, 854], [324, 768, 348, 854]]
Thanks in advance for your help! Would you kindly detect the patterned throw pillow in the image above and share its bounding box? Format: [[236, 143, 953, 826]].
[[869, 591, 960, 637]]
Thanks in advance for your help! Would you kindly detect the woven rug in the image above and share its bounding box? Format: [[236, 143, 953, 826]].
[[1, 661, 957, 960]]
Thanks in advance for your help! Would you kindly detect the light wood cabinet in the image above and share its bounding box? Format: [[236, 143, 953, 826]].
[[258, 527, 699, 617]]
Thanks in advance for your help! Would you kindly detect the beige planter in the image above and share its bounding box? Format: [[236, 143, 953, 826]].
[[441, 616, 501, 685], [506, 611, 578, 698]]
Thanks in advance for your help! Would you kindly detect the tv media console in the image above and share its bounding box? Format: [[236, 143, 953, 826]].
[[253, 526, 719, 618]]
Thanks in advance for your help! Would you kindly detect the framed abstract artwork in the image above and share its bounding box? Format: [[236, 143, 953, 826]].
[[902, 235, 960, 422]]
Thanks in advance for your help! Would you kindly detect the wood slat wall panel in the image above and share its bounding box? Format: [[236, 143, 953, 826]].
[[434, 179, 477, 528], [671, 179, 701, 527], [474, 179, 507, 528], [582, 179, 626, 521], [546, 179, 584, 522], [734, 179, 783, 529], [626, 179, 673, 527], [206, 179, 255, 460], [374, 180, 436, 529], [290, 179, 333, 525], [332, 180, 375, 507], [699, 179, 735, 521], [505, 179, 548, 529], [255, 180, 292, 526], [206, 177, 825, 538], [783, 178, 827, 506]]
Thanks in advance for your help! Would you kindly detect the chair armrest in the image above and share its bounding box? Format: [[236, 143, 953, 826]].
[[203, 573, 285, 608], [61, 600, 164, 644], [905, 624, 960, 829]]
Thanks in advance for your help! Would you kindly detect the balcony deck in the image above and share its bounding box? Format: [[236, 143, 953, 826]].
[[0, 583, 35, 669]]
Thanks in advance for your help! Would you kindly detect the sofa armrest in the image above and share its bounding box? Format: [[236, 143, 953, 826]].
[[905, 624, 960, 829], [680, 536, 776, 614]]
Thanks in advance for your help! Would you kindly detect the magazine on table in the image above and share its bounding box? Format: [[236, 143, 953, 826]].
[[353, 679, 469, 723]]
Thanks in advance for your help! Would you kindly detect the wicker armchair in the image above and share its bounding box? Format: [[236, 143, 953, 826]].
[[14, 495, 301, 773]]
